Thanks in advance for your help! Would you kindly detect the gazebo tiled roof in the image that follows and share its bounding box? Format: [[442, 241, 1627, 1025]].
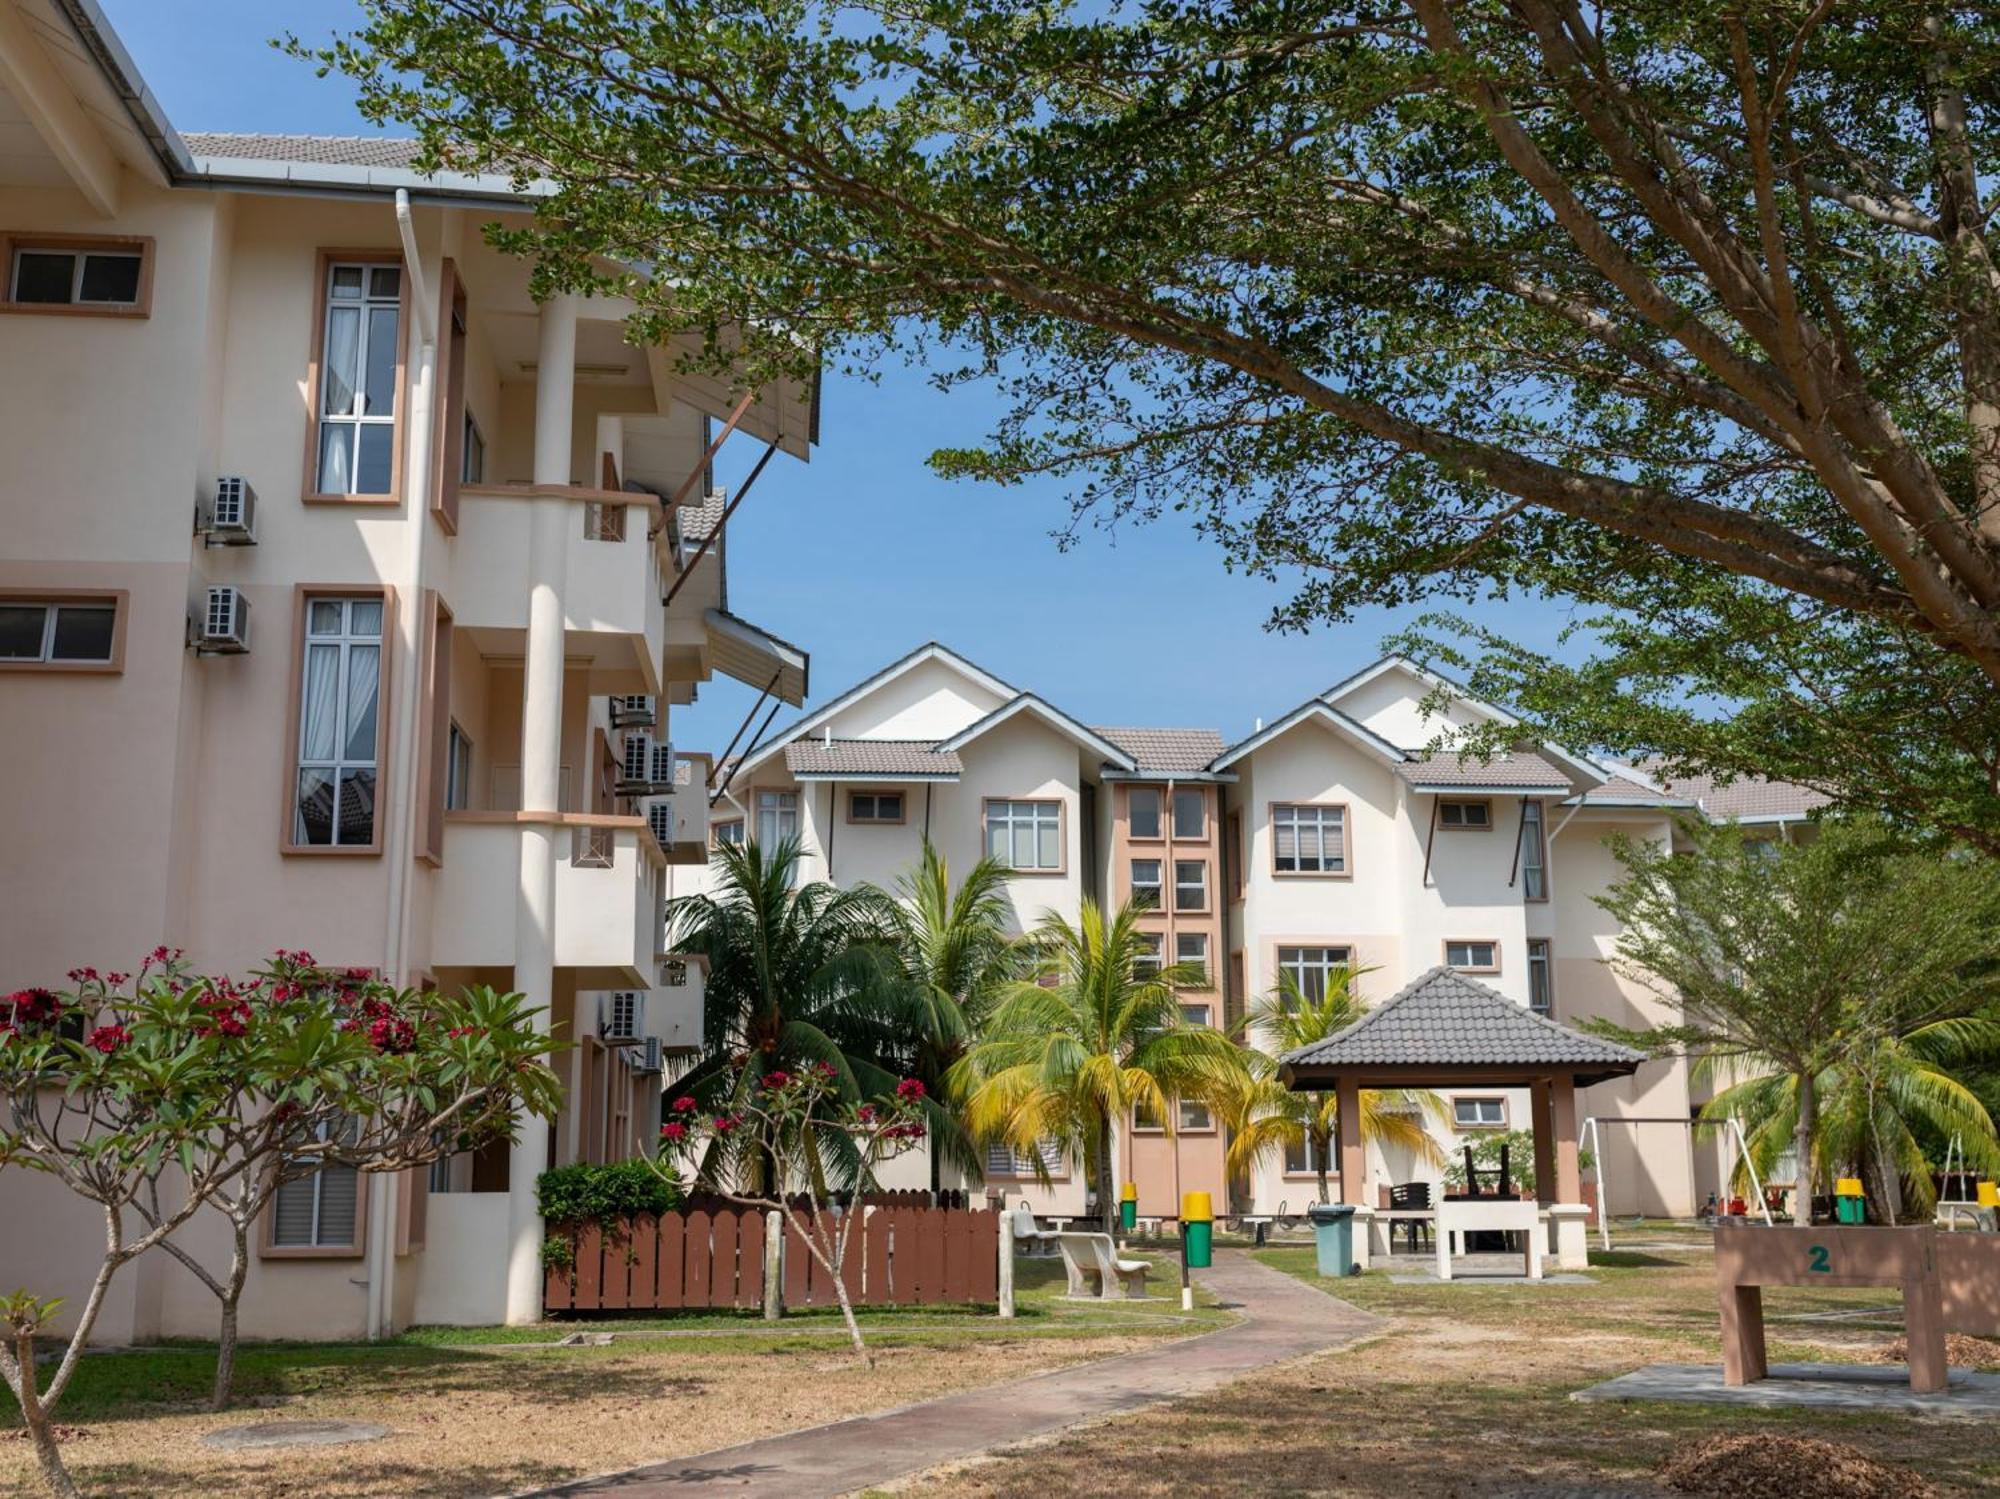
[[1278, 967, 1644, 1087]]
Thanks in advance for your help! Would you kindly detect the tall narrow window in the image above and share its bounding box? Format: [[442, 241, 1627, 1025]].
[[315, 261, 402, 496], [1176, 932, 1209, 981], [1127, 787, 1161, 839], [755, 790, 799, 847], [1519, 800, 1548, 900], [446, 722, 472, 811], [269, 1119, 361, 1251], [1527, 938, 1553, 1016], [1174, 859, 1208, 911], [1133, 931, 1164, 978], [1172, 787, 1205, 839], [1130, 858, 1162, 909], [1272, 803, 1347, 874], [295, 596, 384, 848]]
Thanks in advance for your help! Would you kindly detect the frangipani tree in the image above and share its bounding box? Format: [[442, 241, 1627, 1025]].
[[0, 954, 562, 1496]]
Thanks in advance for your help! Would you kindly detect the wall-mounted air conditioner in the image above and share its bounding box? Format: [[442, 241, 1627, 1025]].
[[608, 694, 655, 729], [636, 1037, 663, 1074], [197, 476, 258, 547], [192, 586, 250, 655]]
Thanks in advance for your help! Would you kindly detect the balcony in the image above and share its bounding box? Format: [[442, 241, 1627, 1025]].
[[645, 752, 713, 865], [648, 953, 705, 1058], [449, 486, 669, 693], [432, 813, 665, 987]]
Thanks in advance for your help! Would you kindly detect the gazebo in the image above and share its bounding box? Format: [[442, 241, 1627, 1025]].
[[1277, 966, 1645, 1270]]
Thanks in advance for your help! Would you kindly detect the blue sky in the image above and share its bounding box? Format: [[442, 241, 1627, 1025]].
[[103, 0, 1579, 748]]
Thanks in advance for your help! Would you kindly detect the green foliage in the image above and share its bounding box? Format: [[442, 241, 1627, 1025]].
[[314, 1, 2000, 847], [1439, 1130, 1593, 1197], [535, 1158, 683, 1227]]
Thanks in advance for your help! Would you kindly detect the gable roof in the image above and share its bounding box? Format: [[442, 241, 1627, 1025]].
[[936, 694, 1139, 771], [1210, 695, 1409, 772], [1639, 763, 1829, 823], [1567, 773, 1698, 811], [1095, 727, 1227, 776], [1278, 966, 1644, 1086], [783, 739, 962, 780]]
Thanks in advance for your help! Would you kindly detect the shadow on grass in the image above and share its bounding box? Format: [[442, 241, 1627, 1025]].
[[65, 1454, 574, 1499], [1589, 1250, 1683, 1268]]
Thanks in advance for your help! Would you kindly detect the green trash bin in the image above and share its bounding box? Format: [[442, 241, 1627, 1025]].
[[1308, 1203, 1357, 1277], [1120, 1181, 1138, 1233], [1834, 1176, 1865, 1224], [1183, 1191, 1214, 1269]]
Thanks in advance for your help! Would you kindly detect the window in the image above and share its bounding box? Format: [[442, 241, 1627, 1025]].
[[1439, 799, 1491, 830], [462, 412, 485, 484], [1172, 787, 1205, 839], [0, 597, 118, 666], [1174, 859, 1207, 911], [294, 596, 385, 848], [1178, 1000, 1210, 1028], [848, 790, 904, 823], [313, 260, 403, 496], [1135, 1098, 1214, 1133], [1128, 787, 1162, 839], [1453, 1097, 1507, 1130], [269, 1120, 361, 1251], [5, 237, 147, 312], [987, 799, 1061, 870], [446, 722, 473, 811], [1133, 931, 1164, 978], [713, 817, 745, 847], [1272, 803, 1347, 874], [1520, 800, 1548, 900], [985, 1139, 1064, 1177], [1445, 940, 1499, 973], [1528, 938, 1553, 1016], [755, 790, 799, 847], [1228, 809, 1244, 898], [1277, 946, 1352, 1004], [1130, 858, 1162, 909], [1284, 1135, 1327, 1175], [1176, 932, 1209, 982]]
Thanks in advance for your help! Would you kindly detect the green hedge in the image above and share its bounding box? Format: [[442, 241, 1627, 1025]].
[[537, 1160, 682, 1271]]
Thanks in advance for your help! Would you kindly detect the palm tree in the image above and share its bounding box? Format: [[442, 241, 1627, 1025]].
[[948, 898, 1246, 1233], [870, 841, 1021, 1191], [665, 838, 923, 1191], [1704, 1010, 2000, 1222], [1225, 971, 1447, 1205]]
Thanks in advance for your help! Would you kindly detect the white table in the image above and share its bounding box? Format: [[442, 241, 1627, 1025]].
[[1434, 1199, 1542, 1280]]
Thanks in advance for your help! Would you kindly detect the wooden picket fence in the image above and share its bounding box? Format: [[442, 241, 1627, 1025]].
[[546, 1204, 999, 1313]]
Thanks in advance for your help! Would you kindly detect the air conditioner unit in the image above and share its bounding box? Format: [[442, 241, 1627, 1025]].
[[199, 476, 258, 546], [636, 1036, 664, 1074], [658, 958, 687, 989], [608, 694, 655, 729], [600, 990, 643, 1042], [193, 586, 250, 655], [652, 740, 677, 787], [617, 734, 676, 796], [648, 801, 678, 848]]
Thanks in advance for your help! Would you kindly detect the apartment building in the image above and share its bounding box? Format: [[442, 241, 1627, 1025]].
[[698, 643, 1823, 1230], [0, 0, 810, 1339]]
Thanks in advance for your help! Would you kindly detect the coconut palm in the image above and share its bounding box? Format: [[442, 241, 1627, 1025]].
[[665, 837, 924, 1191], [1225, 971, 1447, 1205], [871, 841, 1021, 1189], [949, 898, 1247, 1233]]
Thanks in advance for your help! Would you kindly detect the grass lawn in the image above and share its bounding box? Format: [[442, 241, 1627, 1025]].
[[901, 1241, 2000, 1498], [2, 1254, 1224, 1497]]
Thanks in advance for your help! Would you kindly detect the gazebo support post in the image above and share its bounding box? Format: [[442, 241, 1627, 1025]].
[[1531, 1081, 1557, 1205], [1548, 1075, 1590, 1269], [1334, 1077, 1376, 1268]]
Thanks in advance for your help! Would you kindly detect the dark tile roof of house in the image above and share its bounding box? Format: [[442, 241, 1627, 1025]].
[[1638, 762, 1830, 821], [1395, 749, 1575, 791], [1280, 966, 1645, 1078], [1093, 727, 1227, 774], [782, 739, 964, 778], [1573, 774, 1696, 808]]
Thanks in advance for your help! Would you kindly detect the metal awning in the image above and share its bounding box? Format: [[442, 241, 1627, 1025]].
[[706, 608, 809, 706]]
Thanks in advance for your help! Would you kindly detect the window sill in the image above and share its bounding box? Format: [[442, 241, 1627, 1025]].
[[996, 867, 1067, 878], [304, 491, 403, 507], [259, 1243, 364, 1260], [1270, 870, 1352, 880], [0, 300, 148, 319], [282, 843, 386, 858], [0, 660, 120, 674]]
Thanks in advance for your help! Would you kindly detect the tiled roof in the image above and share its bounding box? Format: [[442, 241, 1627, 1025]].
[[1281, 967, 1645, 1077], [1396, 749, 1574, 790], [1639, 763, 1829, 821], [1574, 774, 1695, 808], [783, 739, 963, 778], [1094, 727, 1226, 774], [181, 133, 431, 168], [676, 492, 727, 546]]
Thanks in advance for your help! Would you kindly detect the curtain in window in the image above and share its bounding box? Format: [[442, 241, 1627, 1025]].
[[343, 643, 380, 759], [323, 305, 359, 415]]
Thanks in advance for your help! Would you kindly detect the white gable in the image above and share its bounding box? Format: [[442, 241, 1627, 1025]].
[[1325, 661, 1498, 753], [824, 654, 1011, 741]]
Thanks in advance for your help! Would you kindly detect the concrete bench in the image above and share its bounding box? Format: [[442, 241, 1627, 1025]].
[[1435, 1199, 1542, 1281], [1057, 1232, 1150, 1299], [1009, 1206, 1059, 1257]]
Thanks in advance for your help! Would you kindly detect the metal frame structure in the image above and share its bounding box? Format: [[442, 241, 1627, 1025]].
[[1580, 1113, 1772, 1248]]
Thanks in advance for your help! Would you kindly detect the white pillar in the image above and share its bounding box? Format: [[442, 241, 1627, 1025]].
[[505, 293, 578, 1326]]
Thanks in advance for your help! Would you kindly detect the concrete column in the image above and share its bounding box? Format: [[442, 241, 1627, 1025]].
[[1335, 1078, 1366, 1206], [505, 293, 578, 1326], [1531, 1080, 1557, 1205], [1551, 1074, 1582, 1204]]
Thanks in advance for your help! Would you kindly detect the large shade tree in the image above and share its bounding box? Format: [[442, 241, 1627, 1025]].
[[316, 1, 2000, 847], [1599, 817, 2000, 1224]]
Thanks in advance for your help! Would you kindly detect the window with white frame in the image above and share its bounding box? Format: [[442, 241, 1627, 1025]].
[[1284, 1134, 1326, 1175], [1174, 859, 1207, 911], [755, 790, 799, 847], [9, 243, 143, 307], [270, 1119, 360, 1249], [1277, 945, 1352, 1004], [1130, 858, 1162, 909], [987, 799, 1061, 870], [295, 596, 384, 847], [848, 790, 903, 823], [462, 411, 486, 483], [316, 261, 402, 495], [1133, 931, 1164, 978], [0, 598, 116, 664], [445, 721, 472, 811], [1528, 938, 1553, 1016], [985, 1138, 1064, 1177], [713, 817, 745, 847], [1175, 932, 1209, 981], [1519, 800, 1548, 900], [1172, 787, 1205, 839], [1272, 803, 1346, 873], [1445, 939, 1499, 972], [1453, 1097, 1506, 1129], [1439, 799, 1491, 829], [1128, 786, 1162, 838]]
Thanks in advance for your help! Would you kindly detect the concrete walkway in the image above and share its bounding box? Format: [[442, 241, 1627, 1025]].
[[524, 1249, 1379, 1497]]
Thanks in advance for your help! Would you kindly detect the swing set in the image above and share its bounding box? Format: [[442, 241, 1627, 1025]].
[[1579, 1113, 1772, 1249]]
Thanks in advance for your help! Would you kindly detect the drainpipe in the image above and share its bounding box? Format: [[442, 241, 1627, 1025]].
[[367, 189, 439, 1342]]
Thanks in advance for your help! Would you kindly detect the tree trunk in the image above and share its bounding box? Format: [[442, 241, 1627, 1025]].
[[1095, 1108, 1118, 1235], [821, 1218, 872, 1369], [210, 1223, 251, 1411], [7, 1331, 78, 1499], [1313, 1121, 1332, 1206], [1792, 1069, 1817, 1227]]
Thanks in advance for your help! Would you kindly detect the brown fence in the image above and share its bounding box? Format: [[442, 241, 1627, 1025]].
[[548, 1205, 998, 1313]]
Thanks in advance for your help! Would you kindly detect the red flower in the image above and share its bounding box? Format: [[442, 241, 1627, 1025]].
[[67, 967, 100, 985], [366, 1016, 417, 1054], [86, 1024, 131, 1055], [7, 989, 64, 1028], [659, 1121, 688, 1143], [447, 1025, 484, 1040], [104, 972, 129, 988], [713, 1115, 737, 1135], [672, 1095, 698, 1114], [856, 1104, 877, 1124], [763, 1070, 792, 1090], [814, 1061, 836, 1078], [895, 1078, 927, 1101]]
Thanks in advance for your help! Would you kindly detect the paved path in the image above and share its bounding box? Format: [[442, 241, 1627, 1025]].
[[524, 1249, 1380, 1497]]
